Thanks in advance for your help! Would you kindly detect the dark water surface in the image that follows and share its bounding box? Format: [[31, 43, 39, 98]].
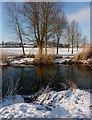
[[2, 64, 92, 98]]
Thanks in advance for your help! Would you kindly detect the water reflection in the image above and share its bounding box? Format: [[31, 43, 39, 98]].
[[74, 64, 91, 78], [2, 64, 91, 98]]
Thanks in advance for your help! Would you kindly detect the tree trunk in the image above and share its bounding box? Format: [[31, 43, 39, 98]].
[[57, 38, 59, 54], [76, 36, 78, 51], [44, 32, 47, 55], [77, 45, 78, 51], [38, 45, 43, 54], [16, 18, 25, 56], [71, 35, 74, 54], [68, 45, 69, 52], [68, 38, 70, 52], [77, 40, 78, 51], [20, 38, 25, 56], [68, 33, 70, 52], [84, 40, 85, 47]]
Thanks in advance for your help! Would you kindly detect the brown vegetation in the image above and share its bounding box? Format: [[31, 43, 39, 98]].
[[0, 53, 9, 64], [68, 81, 77, 90], [12, 54, 35, 60], [33, 53, 55, 65], [74, 47, 92, 60], [74, 64, 90, 78], [26, 54, 35, 58], [12, 55, 25, 59]]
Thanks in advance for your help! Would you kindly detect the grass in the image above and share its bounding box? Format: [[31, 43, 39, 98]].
[[33, 53, 55, 65], [12, 54, 25, 59], [12, 54, 35, 59], [74, 47, 92, 60], [0, 52, 9, 64]]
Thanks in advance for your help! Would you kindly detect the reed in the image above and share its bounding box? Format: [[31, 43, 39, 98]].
[[74, 47, 92, 60], [33, 53, 55, 65], [0, 52, 9, 63]]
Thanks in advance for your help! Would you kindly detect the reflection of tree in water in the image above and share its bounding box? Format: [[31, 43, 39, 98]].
[[16, 65, 79, 94], [53, 65, 68, 91], [34, 65, 76, 91], [3, 64, 91, 97], [14, 67, 43, 95], [34, 65, 55, 88], [74, 64, 91, 78], [2, 65, 9, 71], [15, 67, 24, 95], [55, 65, 77, 90], [66, 65, 77, 82], [15, 66, 56, 95]]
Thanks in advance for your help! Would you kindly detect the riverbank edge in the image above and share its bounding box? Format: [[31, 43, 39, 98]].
[[1, 56, 92, 67]]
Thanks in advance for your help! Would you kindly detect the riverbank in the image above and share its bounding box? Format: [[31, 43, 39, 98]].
[[1, 47, 92, 66], [2, 56, 92, 67], [0, 88, 91, 118]]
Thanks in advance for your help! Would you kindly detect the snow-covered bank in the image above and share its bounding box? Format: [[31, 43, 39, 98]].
[[8, 57, 92, 66], [10, 58, 34, 65], [0, 89, 91, 118]]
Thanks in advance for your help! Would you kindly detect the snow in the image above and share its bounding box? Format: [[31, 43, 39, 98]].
[[0, 62, 8, 66], [55, 58, 71, 64], [10, 58, 34, 65], [0, 89, 91, 118], [10, 57, 72, 65], [1, 48, 82, 56]]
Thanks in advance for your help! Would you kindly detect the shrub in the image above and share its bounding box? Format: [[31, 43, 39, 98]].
[[33, 53, 55, 65], [0, 52, 9, 63], [74, 47, 92, 60]]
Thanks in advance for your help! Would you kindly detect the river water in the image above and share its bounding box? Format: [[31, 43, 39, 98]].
[[2, 64, 92, 98]]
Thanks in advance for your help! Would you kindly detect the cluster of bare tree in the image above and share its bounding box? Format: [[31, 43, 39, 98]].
[[6, 2, 87, 55], [65, 20, 87, 53]]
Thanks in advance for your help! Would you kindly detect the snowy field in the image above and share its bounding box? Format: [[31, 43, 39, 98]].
[[0, 47, 82, 56], [0, 88, 91, 118]]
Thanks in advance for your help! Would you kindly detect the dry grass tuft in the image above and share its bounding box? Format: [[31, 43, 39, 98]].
[[26, 54, 35, 58], [74, 47, 92, 60], [33, 53, 55, 65], [0, 52, 9, 63], [13, 54, 35, 60], [12, 54, 25, 59]]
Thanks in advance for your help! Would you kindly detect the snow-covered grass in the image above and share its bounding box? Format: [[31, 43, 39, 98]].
[[0, 88, 91, 118], [0, 47, 82, 56]]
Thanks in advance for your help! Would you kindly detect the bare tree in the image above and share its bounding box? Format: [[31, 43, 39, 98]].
[[75, 22, 81, 51], [76, 31, 81, 51], [70, 20, 78, 54], [6, 3, 25, 56], [82, 36, 87, 47], [21, 2, 64, 55], [65, 26, 71, 52], [55, 12, 67, 54]]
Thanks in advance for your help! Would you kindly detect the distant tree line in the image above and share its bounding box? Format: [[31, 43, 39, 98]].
[[6, 2, 88, 55]]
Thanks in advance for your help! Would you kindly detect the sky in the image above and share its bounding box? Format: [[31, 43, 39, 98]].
[[64, 2, 90, 43], [0, 1, 2, 44], [0, 1, 91, 44]]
